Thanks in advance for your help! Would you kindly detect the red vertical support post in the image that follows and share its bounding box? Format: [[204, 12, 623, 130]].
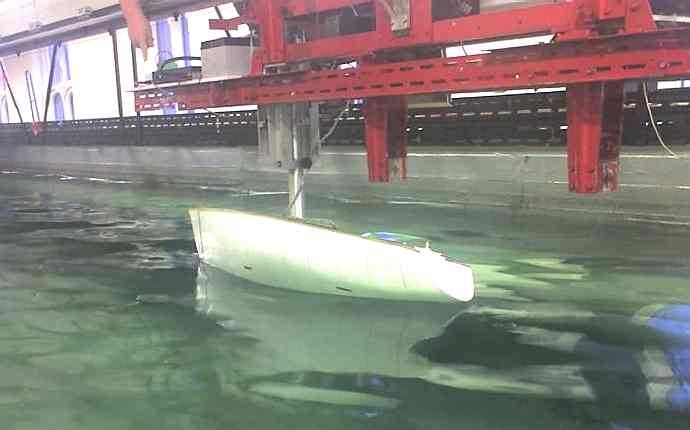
[[364, 96, 408, 182], [600, 81, 624, 191], [567, 82, 602, 193], [566, 81, 624, 193], [410, 0, 433, 40], [255, 0, 285, 65], [624, 0, 657, 33]]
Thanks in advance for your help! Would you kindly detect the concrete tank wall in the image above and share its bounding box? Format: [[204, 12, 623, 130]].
[[1, 143, 690, 220]]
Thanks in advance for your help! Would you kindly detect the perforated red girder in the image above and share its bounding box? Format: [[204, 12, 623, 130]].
[[135, 29, 690, 112]]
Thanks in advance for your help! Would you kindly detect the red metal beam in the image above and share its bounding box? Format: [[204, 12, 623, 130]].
[[205, 0, 665, 70], [567, 81, 624, 193], [204, 0, 666, 70], [431, 3, 577, 45], [284, 0, 371, 17], [280, 2, 579, 63], [364, 96, 408, 182], [133, 0, 688, 194], [260, 0, 286, 64], [135, 29, 690, 111], [600, 80, 625, 192], [209, 17, 256, 31], [567, 83, 601, 193], [285, 33, 376, 63]]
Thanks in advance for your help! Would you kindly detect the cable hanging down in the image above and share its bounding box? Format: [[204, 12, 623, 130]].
[[642, 81, 679, 158], [0, 60, 24, 124], [286, 101, 352, 215]]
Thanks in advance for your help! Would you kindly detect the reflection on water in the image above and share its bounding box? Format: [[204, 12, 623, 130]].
[[197, 264, 690, 417], [1, 171, 690, 429]]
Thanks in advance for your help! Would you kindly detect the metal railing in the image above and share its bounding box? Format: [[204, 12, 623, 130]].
[[1, 88, 688, 147]]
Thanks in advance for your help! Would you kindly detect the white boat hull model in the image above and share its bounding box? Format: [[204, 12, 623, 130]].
[[189, 209, 474, 302]]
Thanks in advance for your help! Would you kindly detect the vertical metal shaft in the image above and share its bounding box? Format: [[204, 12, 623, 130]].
[[130, 42, 143, 145], [130, 42, 139, 85], [25, 71, 38, 122], [288, 103, 305, 219], [43, 41, 61, 124], [41, 41, 61, 144], [0, 60, 24, 123], [214, 6, 232, 37], [110, 30, 124, 119], [288, 167, 304, 219]]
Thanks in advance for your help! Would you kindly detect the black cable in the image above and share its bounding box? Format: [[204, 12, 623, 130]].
[[214, 6, 232, 37], [43, 41, 62, 124], [25, 71, 39, 121], [131, 42, 142, 146], [0, 59, 24, 123], [157, 56, 201, 71], [110, 30, 124, 119]]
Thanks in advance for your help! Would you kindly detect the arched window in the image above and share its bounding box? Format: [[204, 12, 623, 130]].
[[0, 96, 9, 124], [52, 93, 64, 121], [49, 44, 73, 120], [65, 90, 75, 120], [50, 84, 74, 121]]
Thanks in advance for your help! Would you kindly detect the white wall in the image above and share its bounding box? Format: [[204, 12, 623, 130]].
[[186, 3, 246, 58], [1, 22, 156, 120], [0, 3, 251, 123], [0, 47, 50, 123], [0, 95, 9, 123], [116, 28, 136, 117], [0, 0, 118, 38], [67, 33, 120, 119]]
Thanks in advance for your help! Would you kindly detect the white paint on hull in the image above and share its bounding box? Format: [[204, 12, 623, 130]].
[[190, 208, 474, 302]]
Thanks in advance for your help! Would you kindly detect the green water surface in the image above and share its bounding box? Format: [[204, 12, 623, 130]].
[[1, 170, 689, 430]]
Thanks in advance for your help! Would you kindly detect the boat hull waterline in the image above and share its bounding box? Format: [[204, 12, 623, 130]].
[[190, 208, 474, 302]]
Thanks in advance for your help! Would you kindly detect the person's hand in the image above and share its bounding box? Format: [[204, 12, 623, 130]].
[[126, 10, 154, 61]]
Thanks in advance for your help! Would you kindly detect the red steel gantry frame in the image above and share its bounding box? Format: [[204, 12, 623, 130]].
[[135, 0, 690, 193]]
